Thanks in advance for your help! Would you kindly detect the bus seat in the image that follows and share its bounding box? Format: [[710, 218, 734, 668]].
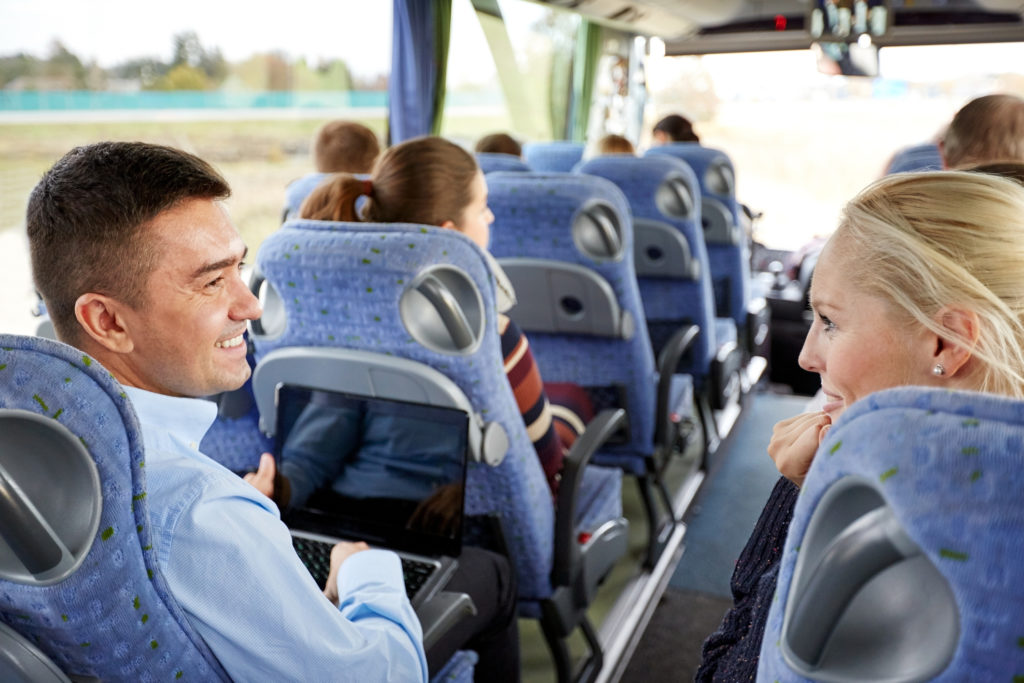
[[645, 144, 759, 353], [249, 220, 630, 681], [884, 141, 943, 175], [523, 141, 586, 172], [282, 172, 331, 222], [759, 386, 1024, 682], [486, 171, 697, 566], [476, 152, 531, 174], [0, 333, 230, 681], [431, 649, 478, 682], [576, 155, 749, 414]]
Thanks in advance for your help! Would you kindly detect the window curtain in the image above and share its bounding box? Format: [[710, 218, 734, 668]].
[[569, 19, 602, 141], [388, 0, 453, 143]]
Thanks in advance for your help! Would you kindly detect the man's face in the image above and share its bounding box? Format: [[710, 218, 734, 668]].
[[117, 198, 262, 397]]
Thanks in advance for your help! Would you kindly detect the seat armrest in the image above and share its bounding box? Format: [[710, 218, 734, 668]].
[[551, 408, 628, 587], [417, 590, 478, 653], [654, 324, 700, 451]]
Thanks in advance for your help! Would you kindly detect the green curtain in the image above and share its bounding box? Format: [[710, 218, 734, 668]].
[[569, 19, 602, 141], [431, 0, 453, 136]]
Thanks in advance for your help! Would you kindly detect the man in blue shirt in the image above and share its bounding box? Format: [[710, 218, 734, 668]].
[[26, 141, 517, 681]]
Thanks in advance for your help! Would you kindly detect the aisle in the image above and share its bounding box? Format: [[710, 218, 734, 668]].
[[621, 391, 810, 681]]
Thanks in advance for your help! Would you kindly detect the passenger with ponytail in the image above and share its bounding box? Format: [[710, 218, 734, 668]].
[[301, 136, 591, 495]]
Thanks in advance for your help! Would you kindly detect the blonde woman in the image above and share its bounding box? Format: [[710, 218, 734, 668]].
[[697, 170, 1024, 680]]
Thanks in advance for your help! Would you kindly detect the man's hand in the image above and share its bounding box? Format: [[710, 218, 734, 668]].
[[243, 453, 276, 498], [323, 541, 371, 606], [767, 411, 832, 488]]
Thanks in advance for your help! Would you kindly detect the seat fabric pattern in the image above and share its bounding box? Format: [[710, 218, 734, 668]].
[[522, 141, 586, 173], [476, 153, 531, 174], [759, 386, 1024, 682], [251, 221, 621, 603], [485, 172, 657, 466], [282, 172, 331, 221], [885, 142, 943, 175], [0, 334, 228, 681], [431, 648, 478, 682]]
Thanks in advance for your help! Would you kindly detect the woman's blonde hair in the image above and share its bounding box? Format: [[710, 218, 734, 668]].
[[832, 170, 1024, 397]]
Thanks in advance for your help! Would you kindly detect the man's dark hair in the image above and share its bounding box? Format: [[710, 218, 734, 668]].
[[942, 94, 1024, 168], [27, 141, 230, 344], [475, 132, 522, 157], [653, 114, 700, 143]]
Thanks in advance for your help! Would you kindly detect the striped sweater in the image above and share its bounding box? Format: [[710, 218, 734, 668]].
[[498, 314, 591, 495]]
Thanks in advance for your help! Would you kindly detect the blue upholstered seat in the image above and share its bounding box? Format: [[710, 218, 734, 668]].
[[645, 143, 753, 344], [576, 155, 727, 385], [282, 172, 331, 222], [485, 171, 698, 565], [523, 141, 586, 172], [759, 386, 1024, 682], [248, 220, 629, 679], [0, 334, 229, 681], [884, 142, 943, 174], [476, 152, 531, 174]]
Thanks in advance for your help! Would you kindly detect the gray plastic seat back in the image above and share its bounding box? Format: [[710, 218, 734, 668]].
[[0, 411, 101, 586], [251, 346, 508, 467], [779, 477, 958, 682], [0, 623, 72, 683], [498, 258, 635, 340]]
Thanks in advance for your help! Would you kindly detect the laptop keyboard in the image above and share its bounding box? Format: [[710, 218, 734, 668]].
[[292, 536, 436, 599]]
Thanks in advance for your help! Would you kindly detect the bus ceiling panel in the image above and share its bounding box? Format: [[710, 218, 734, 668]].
[[661, 0, 1024, 54], [527, 0, 748, 39]]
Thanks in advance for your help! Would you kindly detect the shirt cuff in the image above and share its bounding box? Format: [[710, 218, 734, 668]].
[[336, 548, 405, 595]]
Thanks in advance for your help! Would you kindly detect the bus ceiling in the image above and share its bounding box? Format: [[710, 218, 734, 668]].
[[528, 0, 1024, 54]]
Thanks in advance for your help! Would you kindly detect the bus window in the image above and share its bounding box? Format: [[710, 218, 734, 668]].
[[645, 42, 1024, 252]]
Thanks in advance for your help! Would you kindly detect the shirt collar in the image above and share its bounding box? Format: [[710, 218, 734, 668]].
[[123, 385, 219, 444]]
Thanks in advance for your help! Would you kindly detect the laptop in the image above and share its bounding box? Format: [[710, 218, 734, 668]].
[[273, 383, 468, 609]]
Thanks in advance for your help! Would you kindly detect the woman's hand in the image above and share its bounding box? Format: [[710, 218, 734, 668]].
[[767, 411, 832, 487]]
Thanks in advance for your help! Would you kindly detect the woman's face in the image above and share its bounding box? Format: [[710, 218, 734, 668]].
[[798, 242, 936, 421], [453, 171, 494, 249]]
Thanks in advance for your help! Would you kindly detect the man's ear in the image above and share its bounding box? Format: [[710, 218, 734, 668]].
[[440, 219, 457, 231], [932, 306, 980, 377], [74, 293, 135, 353]]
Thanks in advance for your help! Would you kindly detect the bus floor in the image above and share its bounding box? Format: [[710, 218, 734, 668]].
[[517, 387, 811, 682]]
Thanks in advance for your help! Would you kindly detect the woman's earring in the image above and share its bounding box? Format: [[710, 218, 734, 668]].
[[933, 363, 946, 376]]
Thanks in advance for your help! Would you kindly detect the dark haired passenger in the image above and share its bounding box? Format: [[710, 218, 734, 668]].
[[940, 93, 1024, 169], [596, 133, 635, 156], [474, 132, 522, 157], [652, 113, 700, 144], [26, 142, 426, 680], [313, 119, 381, 174]]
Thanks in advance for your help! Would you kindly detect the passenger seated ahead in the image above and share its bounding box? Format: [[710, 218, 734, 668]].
[[299, 135, 592, 495], [595, 133, 635, 156], [312, 119, 381, 174], [474, 132, 522, 158]]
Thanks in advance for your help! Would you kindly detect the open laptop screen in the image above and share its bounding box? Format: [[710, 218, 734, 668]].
[[274, 384, 469, 558]]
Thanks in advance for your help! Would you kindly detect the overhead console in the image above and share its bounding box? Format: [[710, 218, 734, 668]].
[[528, 0, 747, 40]]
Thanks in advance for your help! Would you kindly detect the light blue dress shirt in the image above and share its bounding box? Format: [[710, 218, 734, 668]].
[[123, 386, 428, 682]]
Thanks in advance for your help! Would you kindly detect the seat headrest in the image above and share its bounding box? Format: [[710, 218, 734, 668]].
[[759, 385, 1024, 682]]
